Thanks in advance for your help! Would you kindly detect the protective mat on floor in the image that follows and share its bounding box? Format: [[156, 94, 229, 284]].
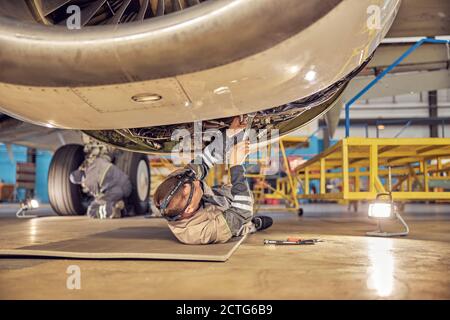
[[0, 227, 245, 262]]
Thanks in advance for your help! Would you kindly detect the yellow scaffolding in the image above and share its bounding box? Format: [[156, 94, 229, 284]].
[[246, 136, 309, 213], [295, 138, 450, 201]]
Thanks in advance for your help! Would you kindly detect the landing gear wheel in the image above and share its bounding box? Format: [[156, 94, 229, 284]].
[[48, 144, 89, 216], [114, 151, 151, 215], [298, 208, 304, 216]]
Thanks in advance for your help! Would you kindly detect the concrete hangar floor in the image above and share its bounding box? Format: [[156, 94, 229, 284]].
[[0, 203, 448, 300]]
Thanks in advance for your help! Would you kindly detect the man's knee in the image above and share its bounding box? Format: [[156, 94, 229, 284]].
[[223, 212, 253, 236]]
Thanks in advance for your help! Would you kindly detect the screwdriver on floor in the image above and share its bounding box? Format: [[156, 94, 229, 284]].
[[264, 238, 323, 245]]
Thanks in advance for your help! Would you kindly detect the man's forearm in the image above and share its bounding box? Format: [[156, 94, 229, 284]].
[[186, 150, 219, 181], [186, 133, 228, 180], [229, 165, 253, 212], [186, 128, 247, 181]]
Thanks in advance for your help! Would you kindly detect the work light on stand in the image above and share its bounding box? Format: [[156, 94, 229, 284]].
[[16, 198, 39, 219], [366, 168, 409, 237]]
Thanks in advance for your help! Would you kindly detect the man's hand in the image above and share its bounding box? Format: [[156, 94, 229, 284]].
[[227, 116, 247, 138], [230, 116, 247, 130]]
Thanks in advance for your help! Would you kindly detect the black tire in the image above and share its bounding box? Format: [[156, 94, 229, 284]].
[[298, 208, 304, 216], [48, 144, 87, 216], [114, 151, 150, 215]]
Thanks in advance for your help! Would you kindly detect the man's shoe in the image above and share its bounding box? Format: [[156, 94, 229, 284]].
[[252, 216, 273, 231], [110, 201, 124, 219]]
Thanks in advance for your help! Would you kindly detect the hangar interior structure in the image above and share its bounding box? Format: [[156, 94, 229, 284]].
[[0, 0, 449, 300]]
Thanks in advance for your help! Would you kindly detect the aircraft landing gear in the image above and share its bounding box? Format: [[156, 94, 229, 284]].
[[48, 144, 151, 216]]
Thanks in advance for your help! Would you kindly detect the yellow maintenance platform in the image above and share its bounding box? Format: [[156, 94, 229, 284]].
[[295, 138, 450, 201], [150, 137, 450, 214], [245, 136, 308, 214]]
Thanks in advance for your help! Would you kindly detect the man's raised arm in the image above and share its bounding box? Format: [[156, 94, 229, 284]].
[[185, 116, 247, 180]]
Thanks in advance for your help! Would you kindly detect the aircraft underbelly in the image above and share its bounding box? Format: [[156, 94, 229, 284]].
[[0, 0, 401, 130]]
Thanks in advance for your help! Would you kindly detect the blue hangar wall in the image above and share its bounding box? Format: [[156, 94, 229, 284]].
[[0, 144, 52, 203]]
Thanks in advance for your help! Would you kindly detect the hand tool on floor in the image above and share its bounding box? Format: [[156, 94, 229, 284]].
[[263, 238, 323, 245]]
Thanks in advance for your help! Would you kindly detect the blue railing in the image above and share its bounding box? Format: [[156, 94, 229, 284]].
[[345, 37, 450, 137]]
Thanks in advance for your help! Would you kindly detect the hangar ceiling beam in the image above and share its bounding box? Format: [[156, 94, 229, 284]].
[[368, 43, 449, 70], [387, 0, 450, 37], [345, 69, 450, 101]]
